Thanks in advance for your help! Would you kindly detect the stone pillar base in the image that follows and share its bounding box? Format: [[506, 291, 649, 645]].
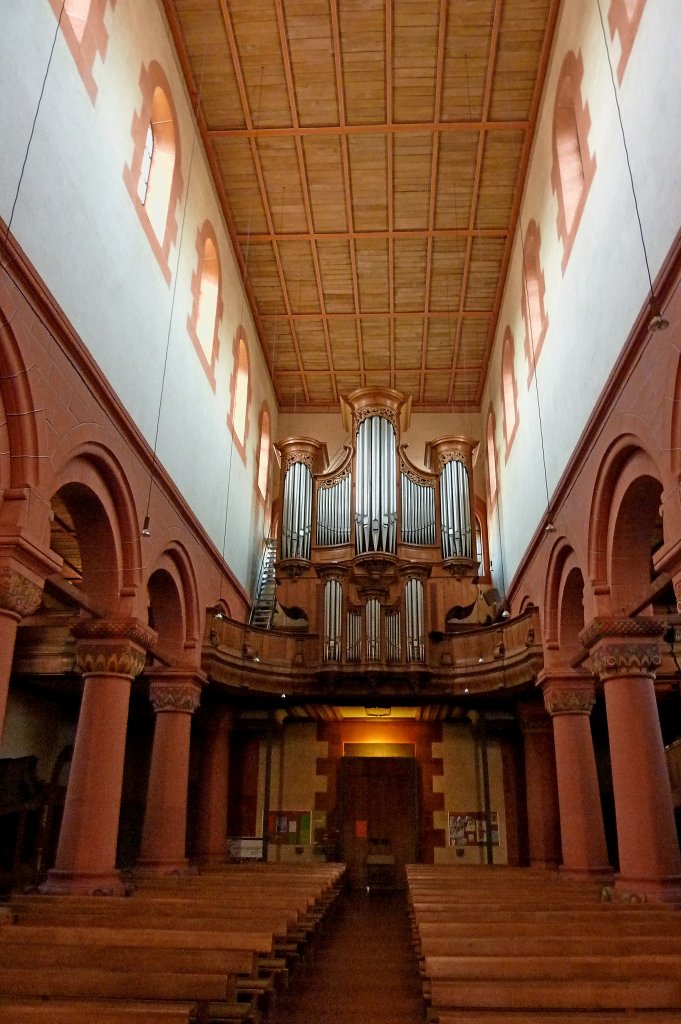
[[559, 864, 613, 882], [614, 873, 681, 904], [134, 858, 197, 877], [192, 853, 228, 869], [529, 859, 560, 871], [40, 868, 127, 896]]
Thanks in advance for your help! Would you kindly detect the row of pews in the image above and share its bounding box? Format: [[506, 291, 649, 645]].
[[407, 864, 681, 1024], [0, 862, 346, 1024]]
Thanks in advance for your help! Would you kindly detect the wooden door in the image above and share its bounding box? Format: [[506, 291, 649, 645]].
[[339, 757, 418, 889]]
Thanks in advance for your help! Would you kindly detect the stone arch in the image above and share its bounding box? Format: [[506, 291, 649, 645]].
[[558, 562, 586, 663], [46, 432, 142, 610], [0, 309, 47, 491], [544, 538, 574, 648], [588, 434, 664, 614], [145, 538, 202, 666]]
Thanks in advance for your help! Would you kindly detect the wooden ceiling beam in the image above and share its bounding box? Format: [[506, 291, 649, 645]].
[[386, 0, 395, 391], [273, 0, 337, 403], [236, 228, 508, 242], [419, 0, 448, 404], [258, 310, 490, 321], [217, 0, 310, 404], [448, 0, 503, 405], [329, 0, 364, 395], [207, 119, 529, 139]]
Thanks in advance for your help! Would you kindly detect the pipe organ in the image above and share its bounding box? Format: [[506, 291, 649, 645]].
[[274, 387, 485, 672]]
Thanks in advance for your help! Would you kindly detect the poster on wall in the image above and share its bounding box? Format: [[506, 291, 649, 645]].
[[448, 811, 499, 847], [267, 811, 312, 845]]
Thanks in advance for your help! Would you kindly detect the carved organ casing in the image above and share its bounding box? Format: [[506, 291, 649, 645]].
[[274, 388, 484, 669]]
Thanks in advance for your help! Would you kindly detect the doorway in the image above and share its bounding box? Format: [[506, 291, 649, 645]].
[[339, 756, 418, 890]]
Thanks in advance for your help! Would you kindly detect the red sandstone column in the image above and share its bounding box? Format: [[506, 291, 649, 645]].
[[517, 703, 561, 869], [0, 569, 43, 739], [194, 705, 235, 866], [137, 671, 204, 874], [541, 671, 611, 878], [582, 618, 681, 902], [42, 620, 156, 894]]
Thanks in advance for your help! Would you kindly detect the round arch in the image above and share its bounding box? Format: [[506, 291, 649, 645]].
[[46, 431, 143, 606], [588, 434, 664, 614], [145, 538, 202, 665], [0, 308, 47, 490]]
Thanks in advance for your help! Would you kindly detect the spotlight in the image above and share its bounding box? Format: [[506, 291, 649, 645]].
[[141, 514, 151, 537], [649, 296, 669, 332], [478, 656, 484, 664], [545, 522, 556, 533]]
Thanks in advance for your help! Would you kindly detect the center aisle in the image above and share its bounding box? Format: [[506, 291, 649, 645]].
[[271, 890, 426, 1024]]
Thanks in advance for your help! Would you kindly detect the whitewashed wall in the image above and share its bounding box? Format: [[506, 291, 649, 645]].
[[0, 0, 278, 594], [482, 0, 681, 591]]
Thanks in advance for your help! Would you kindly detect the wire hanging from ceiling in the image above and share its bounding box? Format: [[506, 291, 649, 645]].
[[519, 217, 555, 534], [1, 2, 65, 268], [214, 65, 266, 617], [141, 52, 208, 537], [595, 0, 668, 332]]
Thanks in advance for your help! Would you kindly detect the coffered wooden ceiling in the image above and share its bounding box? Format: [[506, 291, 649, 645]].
[[162, 0, 561, 411]]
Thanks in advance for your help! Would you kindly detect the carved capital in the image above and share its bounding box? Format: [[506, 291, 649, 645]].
[[590, 641, 662, 681], [73, 619, 158, 679], [543, 682, 596, 717], [0, 569, 43, 618], [149, 679, 202, 714], [74, 639, 147, 678], [580, 618, 664, 681]]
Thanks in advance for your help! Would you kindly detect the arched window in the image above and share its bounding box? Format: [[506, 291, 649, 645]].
[[64, 0, 92, 43], [501, 329, 518, 456], [187, 222, 223, 389], [227, 330, 251, 461], [550, 51, 596, 271], [474, 498, 491, 581], [608, 0, 647, 81], [521, 220, 549, 382], [123, 62, 184, 284], [256, 406, 271, 502], [142, 87, 176, 244], [49, 0, 115, 102], [486, 407, 498, 507]]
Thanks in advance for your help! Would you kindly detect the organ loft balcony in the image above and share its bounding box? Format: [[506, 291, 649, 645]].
[[202, 386, 545, 701]]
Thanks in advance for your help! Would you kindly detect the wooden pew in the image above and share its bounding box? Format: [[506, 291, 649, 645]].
[[0, 1001, 194, 1024]]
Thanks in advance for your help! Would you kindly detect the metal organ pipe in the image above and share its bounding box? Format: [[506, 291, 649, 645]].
[[282, 461, 313, 560], [316, 473, 351, 547], [440, 458, 472, 559], [400, 473, 436, 546], [323, 579, 342, 662], [405, 577, 424, 663], [355, 415, 397, 555]]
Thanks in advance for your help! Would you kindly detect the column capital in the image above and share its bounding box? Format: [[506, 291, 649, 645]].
[[539, 670, 596, 717], [146, 669, 205, 715], [0, 567, 43, 619], [580, 617, 665, 681], [72, 618, 158, 679]]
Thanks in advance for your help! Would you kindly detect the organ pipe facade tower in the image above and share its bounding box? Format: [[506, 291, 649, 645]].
[[274, 388, 485, 672]]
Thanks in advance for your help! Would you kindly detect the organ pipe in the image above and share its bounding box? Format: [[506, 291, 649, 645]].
[[405, 577, 425, 663], [400, 473, 436, 546], [366, 598, 381, 661], [439, 458, 472, 559], [316, 472, 351, 547], [281, 460, 313, 560], [355, 415, 397, 555], [322, 578, 343, 662]]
